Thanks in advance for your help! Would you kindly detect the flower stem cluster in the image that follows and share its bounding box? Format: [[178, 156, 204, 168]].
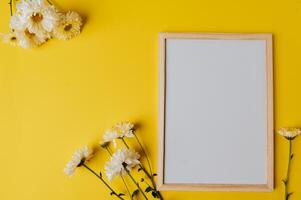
[[64, 122, 163, 199]]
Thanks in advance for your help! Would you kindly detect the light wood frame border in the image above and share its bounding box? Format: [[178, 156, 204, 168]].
[[158, 32, 274, 192]]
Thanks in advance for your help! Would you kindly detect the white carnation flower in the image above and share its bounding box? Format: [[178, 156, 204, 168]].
[[278, 128, 301, 140], [14, 0, 59, 37], [53, 11, 82, 40], [64, 145, 93, 177], [16, 28, 47, 48], [114, 122, 134, 138], [102, 129, 119, 147], [105, 149, 140, 181]]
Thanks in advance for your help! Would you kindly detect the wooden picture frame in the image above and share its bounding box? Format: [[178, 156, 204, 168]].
[[158, 33, 274, 191]]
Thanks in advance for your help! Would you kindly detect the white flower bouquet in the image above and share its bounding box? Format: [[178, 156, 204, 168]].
[[2, 0, 83, 48], [64, 122, 163, 200]]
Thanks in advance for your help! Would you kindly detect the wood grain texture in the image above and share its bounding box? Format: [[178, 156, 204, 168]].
[[157, 32, 274, 191]]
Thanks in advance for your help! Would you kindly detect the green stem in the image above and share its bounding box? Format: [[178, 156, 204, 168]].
[[82, 164, 124, 200], [121, 137, 163, 200], [139, 164, 163, 200], [105, 146, 112, 156], [284, 140, 293, 200], [121, 175, 133, 200], [121, 137, 130, 149], [133, 133, 153, 176], [8, 0, 13, 16], [125, 168, 148, 200], [46, 0, 53, 5]]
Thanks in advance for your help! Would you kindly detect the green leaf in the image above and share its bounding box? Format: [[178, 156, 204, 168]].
[[151, 191, 159, 198], [145, 186, 152, 193], [100, 142, 109, 148], [132, 189, 139, 197]]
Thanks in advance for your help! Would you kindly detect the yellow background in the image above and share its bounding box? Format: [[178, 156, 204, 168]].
[[1, 0, 301, 199]]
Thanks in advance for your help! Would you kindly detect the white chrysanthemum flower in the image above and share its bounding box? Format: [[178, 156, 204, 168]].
[[64, 145, 93, 177], [114, 122, 134, 138], [16, 28, 47, 48], [101, 122, 134, 148], [10, 13, 26, 31], [2, 32, 19, 46], [14, 0, 59, 37], [105, 149, 140, 181], [53, 11, 82, 40], [103, 129, 119, 147], [278, 128, 301, 140]]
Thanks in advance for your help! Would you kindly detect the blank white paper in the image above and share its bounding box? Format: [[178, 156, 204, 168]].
[[164, 39, 267, 184]]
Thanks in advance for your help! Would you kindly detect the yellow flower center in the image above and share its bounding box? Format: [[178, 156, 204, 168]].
[[31, 12, 43, 23], [25, 29, 36, 38], [10, 36, 17, 41], [64, 24, 73, 31]]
